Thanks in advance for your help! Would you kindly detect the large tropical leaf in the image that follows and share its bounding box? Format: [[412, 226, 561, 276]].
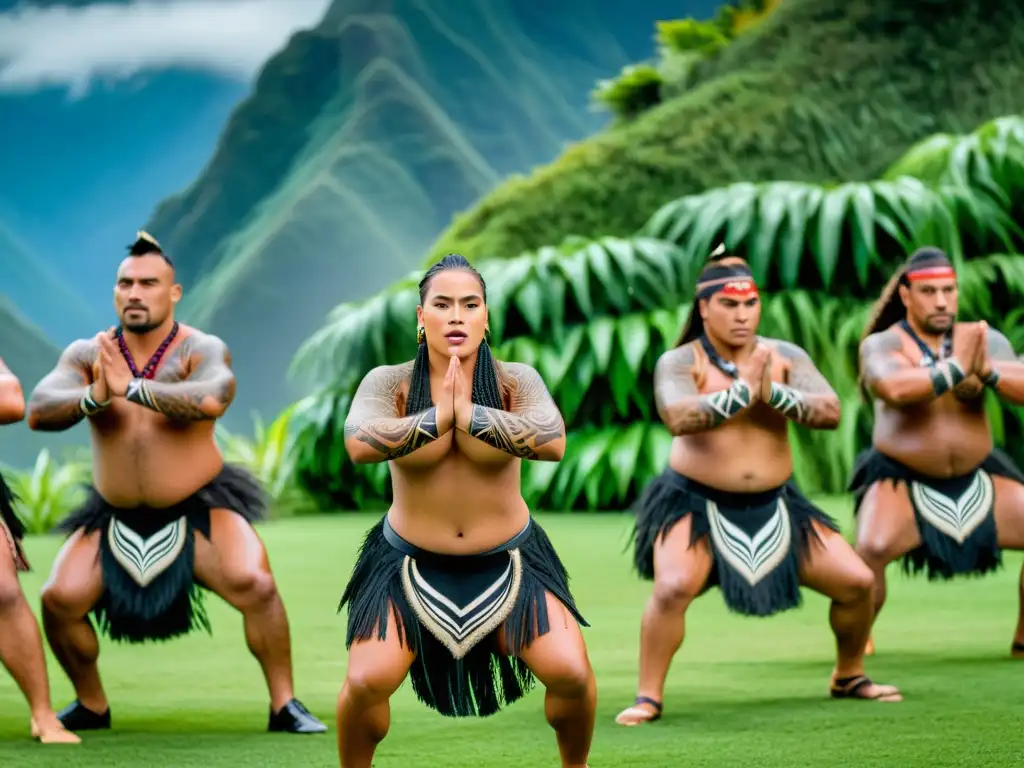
[[640, 177, 1018, 293], [0, 449, 91, 534], [883, 115, 1024, 206], [290, 235, 688, 389]]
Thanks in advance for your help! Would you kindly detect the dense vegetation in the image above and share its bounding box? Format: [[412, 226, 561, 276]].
[[427, 0, 1024, 266], [282, 114, 1024, 513]]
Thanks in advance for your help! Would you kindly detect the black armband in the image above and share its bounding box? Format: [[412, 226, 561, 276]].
[[79, 384, 111, 416], [704, 379, 751, 423], [126, 379, 160, 411], [929, 358, 966, 396], [982, 368, 1001, 390], [768, 382, 807, 419]]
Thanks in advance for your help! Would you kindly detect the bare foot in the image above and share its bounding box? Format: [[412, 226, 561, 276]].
[[31, 715, 81, 744], [614, 696, 663, 726], [830, 674, 902, 702]]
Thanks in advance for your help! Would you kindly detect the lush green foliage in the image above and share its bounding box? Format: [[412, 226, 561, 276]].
[[591, 64, 664, 122], [214, 407, 317, 516], [289, 112, 1024, 511], [1, 448, 90, 535], [426, 0, 1024, 267]]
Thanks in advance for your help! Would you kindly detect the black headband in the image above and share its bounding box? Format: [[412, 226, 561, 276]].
[[695, 263, 757, 299]]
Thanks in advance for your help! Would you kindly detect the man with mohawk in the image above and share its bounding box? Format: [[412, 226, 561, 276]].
[[852, 246, 1024, 657], [616, 246, 900, 727], [26, 231, 327, 735]]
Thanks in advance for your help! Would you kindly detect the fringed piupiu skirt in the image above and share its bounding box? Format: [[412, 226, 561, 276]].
[[631, 468, 840, 617], [849, 447, 1024, 580], [339, 515, 588, 718], [54, 463, 267, 644], [0, 470, 29, 572]]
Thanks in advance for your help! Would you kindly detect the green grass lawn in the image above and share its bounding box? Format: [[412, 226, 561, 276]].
[[2, 498, 1023, 766]]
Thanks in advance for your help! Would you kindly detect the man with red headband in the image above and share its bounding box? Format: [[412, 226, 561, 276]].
[[615, 251, 901, 727], [852, 247, 1024, 657]]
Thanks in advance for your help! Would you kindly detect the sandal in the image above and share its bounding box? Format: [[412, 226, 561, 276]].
[[830, 675, 902, 702], [615, 696, 663, 726]]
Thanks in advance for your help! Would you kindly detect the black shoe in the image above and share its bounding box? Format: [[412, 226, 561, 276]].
[[57, 700, 111, 731], [268, 698, 327, 734]]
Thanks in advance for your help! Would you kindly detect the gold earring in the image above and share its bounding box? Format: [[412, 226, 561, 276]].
[[417, 326, 425, 344]]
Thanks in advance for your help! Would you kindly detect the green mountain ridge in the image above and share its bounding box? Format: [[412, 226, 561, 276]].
[[143, 0, 697, 423], [428, 0, 1024, 264], [0, 296, 83, 469], [0, 216, 99, 341]]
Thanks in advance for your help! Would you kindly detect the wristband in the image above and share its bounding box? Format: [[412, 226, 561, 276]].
[[126, 379, 158, 410], [705, 378, 751, 422], [768, 382, 806, 418], [79, 384, 111, 416], [982, 368, 1000, 389], [929, 358, 966, 396]]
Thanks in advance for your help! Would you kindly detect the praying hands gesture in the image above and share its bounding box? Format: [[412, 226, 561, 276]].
[[95, 328, 134, 398]]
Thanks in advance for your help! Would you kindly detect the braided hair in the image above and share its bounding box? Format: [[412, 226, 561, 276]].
[[675, 250, 752, 347], [405, 254, 506, 415]]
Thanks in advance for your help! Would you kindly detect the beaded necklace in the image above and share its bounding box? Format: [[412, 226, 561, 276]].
[[116, 321, 180, 379]]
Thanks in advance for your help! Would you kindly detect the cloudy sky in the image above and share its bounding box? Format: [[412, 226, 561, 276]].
[[0, 0, 329, 340]]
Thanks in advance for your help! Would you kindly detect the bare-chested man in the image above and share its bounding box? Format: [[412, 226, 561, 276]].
[[337, 253, 596, 768], [615, 254, 901, 727], [851, 246, 1024, 657], [24, 232, 326, 735], [0, 360, 79, 744]]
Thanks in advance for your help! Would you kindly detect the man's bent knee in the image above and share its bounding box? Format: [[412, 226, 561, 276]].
[[223, 569, 278, 611], [342, 664, 406, 705], [41, 581, 89, 620], [543, 658, 594, 699], [836, 563, 875, 604], [0, 577, 23, 613], [652, 573, 700, 611]]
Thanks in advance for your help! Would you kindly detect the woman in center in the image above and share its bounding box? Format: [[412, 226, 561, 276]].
[[336, 254, 596, 768]]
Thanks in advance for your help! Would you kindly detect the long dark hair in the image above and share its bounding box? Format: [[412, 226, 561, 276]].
[[406, 254, 505, 415], [675, 252, 752, 347], [857, 247, 953, 394], [860, 265, 910, 343]]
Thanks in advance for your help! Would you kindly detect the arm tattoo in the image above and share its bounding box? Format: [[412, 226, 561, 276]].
[[344, 363, 441, 459], [859, 331, 907, 395], [126, 333, 235, 420], [26, 339, 96, 431], [772, 341, 840, 428], [653, 344, 749, 435], [465, 364, 564, 459]]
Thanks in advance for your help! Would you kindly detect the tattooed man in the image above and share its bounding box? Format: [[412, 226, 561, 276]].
[[26, 232, 325, 735], [851, 247, 1024, 658], [616, 253, 901, 727], [337, 254, 595, 768], [0, 361, 79, 744]]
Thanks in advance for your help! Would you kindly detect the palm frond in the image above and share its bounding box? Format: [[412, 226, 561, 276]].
[[639, 177, 1012, 292], [288, 235, 688, 388], [883, 114, 1024, 203]]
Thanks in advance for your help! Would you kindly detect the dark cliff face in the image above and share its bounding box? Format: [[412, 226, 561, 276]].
[[142, 0, 706, 423]]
